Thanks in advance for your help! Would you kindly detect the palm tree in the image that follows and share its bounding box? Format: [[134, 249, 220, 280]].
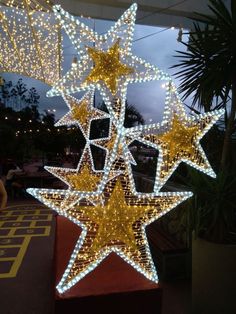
[[173, 0, 236, 170], [14, 78, 27, 110], [98, 100, 145, 127], [124, 102, 145, 127], [27, 87, 40, 105], [0, 79, 12, 107]]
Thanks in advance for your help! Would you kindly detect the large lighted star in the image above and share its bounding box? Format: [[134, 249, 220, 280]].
[[85, 40, 134, 95], [146, 112, 223, 183], [55, 90, 112, 175], [48, 3, 170, 121], [29, 177, 192, 292], [27, 151, 120, 216], [133, 82, 225, 191]]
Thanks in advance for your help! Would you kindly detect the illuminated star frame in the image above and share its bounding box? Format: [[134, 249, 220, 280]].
[[47, 3, 171, 123], [129, 81, 224, 192], [26, 3, 224, 294], [28, 177, 193, 293]]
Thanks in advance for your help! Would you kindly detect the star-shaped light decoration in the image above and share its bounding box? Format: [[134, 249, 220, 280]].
[[28, 176, 192, 293], [56, 89, 110, 135], [158, 114, 199, 161], [132, 82, 225, 191], [45, 148, 118, 194], [85, 39, 134, 95], [31, 148, 119, 214], [26, 3, 223, 295], [47, 3, 170, 122], [55, 89, 113, 174], [45, 162, 102, 192]]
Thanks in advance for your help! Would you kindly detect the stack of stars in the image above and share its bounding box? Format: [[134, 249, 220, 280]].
[[23, 3, 224, 293]]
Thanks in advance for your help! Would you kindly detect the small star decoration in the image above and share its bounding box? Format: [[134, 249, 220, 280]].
[[84, 39, 134, 95]]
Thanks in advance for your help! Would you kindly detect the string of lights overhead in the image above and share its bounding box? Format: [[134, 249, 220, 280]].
[[0, 0, 62, 85]]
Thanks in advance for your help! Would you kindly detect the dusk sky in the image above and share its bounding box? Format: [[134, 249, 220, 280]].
[[1, 16, 189, 124]]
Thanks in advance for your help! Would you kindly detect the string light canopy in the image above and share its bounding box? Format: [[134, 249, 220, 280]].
[[0, 0, 53, 11], [0, 0, 62, 86], [26, 3, 224, 293]]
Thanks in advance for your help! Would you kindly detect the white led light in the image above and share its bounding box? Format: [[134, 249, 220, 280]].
[[0, 1, 62, 86], [26, 3, 223, 294], [133, 81, 224, 192]]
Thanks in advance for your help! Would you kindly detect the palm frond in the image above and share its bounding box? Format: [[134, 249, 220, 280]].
[[172, 0, 235, 111]]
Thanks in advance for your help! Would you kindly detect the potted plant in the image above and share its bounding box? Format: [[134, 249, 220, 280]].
[[172, 0, 236, 313], [178, 168, 236, 314]]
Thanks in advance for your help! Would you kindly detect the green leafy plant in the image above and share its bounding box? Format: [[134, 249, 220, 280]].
[[179, 169, 236, 244], [173, 0, 236, 170]]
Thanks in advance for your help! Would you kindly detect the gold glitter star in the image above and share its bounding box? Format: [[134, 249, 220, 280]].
[[50, 178, 192, 290], [45, 148, 120, 193], [56, 91, 109, 135], [159, 114, 199, 161], [65, 164, 102, 191], [45, 149, 103, 192], [46, 163, 103, 192], [71, 100, 93, 127], [144, 113, 217, 181], [84, 180, 150, 252], [84, 39, 134, 95]]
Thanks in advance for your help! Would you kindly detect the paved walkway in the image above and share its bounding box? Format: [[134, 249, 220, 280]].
[[0, 203, 56, 314], [0, 198, 190, 314]]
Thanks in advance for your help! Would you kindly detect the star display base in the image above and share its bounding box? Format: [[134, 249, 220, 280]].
[[55, 215, 162, 314]]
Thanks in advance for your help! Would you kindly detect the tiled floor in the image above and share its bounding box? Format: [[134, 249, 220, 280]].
[[0, 203, 56, 314]]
